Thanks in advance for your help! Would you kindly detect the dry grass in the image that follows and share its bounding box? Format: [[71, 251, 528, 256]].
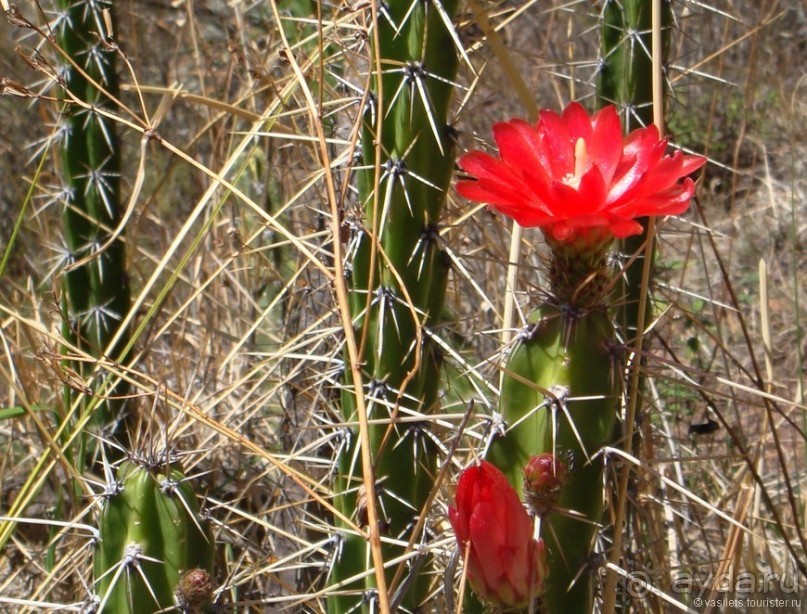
[[0, 0, 805, 611]]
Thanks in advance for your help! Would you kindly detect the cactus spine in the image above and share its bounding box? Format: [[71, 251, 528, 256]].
[[94, 460, 214, 613], [56, 0, 131, 448], [331, 0, 461, 609], [487, 246, 621, 612]]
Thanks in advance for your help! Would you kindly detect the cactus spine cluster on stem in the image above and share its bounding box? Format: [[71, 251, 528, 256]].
[[331, 0, 461, 609], [55, 0, 131, 451], [93, 459, 215, 613]]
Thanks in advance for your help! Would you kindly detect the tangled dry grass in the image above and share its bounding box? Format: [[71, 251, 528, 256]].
[[0, 0, 805, 611]]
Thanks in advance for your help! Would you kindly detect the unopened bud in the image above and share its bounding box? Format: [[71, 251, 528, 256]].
[[174, 568, 214, 612], [523, 453, 568, 517]]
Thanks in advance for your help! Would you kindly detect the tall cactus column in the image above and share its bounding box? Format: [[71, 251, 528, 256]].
[[456, 102, 705, 612], [597, 0, 672, 340], [596, 2, 675, 609], [56, 0, 131, 448], [331, 0, 461, 610]]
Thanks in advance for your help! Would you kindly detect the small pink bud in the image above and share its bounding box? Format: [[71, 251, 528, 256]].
[[449, 461, 547, 607], [523, 453, 568, 517]]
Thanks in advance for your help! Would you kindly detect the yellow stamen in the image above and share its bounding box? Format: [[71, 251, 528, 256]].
[[574, 137, 589, 180]]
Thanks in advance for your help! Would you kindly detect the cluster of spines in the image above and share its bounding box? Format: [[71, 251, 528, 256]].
[[331, 0, 462, 609]]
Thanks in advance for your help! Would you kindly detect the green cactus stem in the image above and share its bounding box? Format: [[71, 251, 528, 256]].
[[597, 3, 674, 609], [488, 303, 620, 612], [331, 0, 461, 609], [56, 0, 131, 450], [93, 460, 214, 613], [487, 245, 621, 612], [597, 0, 672, 339]]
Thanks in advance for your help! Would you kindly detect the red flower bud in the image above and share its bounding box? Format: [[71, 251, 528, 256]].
[[449, 461, 547, 607], [523, 453, 568, 517], [456, 102, 707, 252]]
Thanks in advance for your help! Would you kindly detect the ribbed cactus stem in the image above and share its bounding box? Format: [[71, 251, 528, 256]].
[[597, 3, 674, 610], [93, 460, 215, 613], [56, 0, 130, 448], [331, 0, 460, 609], [488, 303, 620, 612], [488, 246, 621, 611]]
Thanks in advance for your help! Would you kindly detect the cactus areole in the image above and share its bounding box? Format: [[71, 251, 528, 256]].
[[93, 461, 214, 613]]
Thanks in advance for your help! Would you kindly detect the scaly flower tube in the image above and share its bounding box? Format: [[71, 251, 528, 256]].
[[449, 461, 547, 608], [456, 102, 706, 252]]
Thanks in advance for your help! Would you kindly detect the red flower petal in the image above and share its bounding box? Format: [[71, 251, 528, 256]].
[[492, 120, 553, 194], [536, 109, 575, 179], [561, 101, 594, 142], [587, 105, 623, 185]]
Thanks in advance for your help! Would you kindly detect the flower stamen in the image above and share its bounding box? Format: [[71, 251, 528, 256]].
[[574, 137, 589, 179], [562, 137, 589, 189]]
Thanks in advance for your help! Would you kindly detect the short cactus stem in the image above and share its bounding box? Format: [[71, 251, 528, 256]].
[[93, 460, 215, 613], [487, 303, 621, 612]]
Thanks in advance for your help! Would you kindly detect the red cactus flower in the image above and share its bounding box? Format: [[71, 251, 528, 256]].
[[456, 102, 706, 251], [449, 461, 547, 607]]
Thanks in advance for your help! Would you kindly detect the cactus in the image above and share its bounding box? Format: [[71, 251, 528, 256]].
[[597, 0, 672, 338], [597, 2, 675, 609], [331, 0, 461, 609], [457, 98, 704, 611], [93, 460, 215, 613], [55, 0, 131, 451], [487, 256, 621, 612]]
